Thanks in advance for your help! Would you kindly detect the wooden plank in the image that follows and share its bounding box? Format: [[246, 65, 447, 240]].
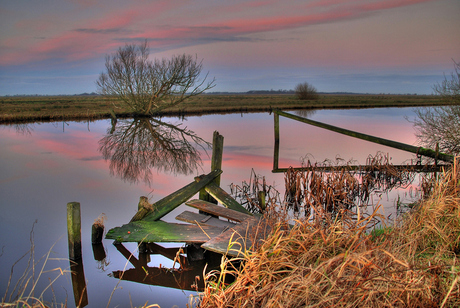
[[186, 199, 252, 222], [106, 220, 224, 243], [140, 169, 222, 222], [176, 210, 237, 228], [201, 217, 271, 257], [275, 110, 455, 163], [203, 182, 253, 215]]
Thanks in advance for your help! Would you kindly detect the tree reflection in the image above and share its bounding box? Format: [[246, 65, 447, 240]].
[[99, 117, 210, 185], [411, 106, 460, 156]]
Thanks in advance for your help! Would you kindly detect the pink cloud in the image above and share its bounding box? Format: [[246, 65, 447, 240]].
[[0, 0, 440, 67]]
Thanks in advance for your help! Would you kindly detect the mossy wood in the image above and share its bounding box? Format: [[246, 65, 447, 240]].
[[186, 199, 252, 222], [275, 110, 455, 163], [106, 220, 225, 243], [137, 169, 222, 223], [200, 131, 224, 204], [202, 181, 252, 214]]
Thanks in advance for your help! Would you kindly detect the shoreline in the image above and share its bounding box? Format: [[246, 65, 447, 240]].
[[0, 93, 453, 124]]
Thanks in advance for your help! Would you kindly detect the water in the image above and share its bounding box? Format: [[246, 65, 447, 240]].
[[0, 107, 422, 307]]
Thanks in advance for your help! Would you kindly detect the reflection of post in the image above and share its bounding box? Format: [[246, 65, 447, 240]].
[[70, 260, 88, 307], [67, 202, 88, 307], [200, 131, 224, 204], [273, 113, 280, 171]]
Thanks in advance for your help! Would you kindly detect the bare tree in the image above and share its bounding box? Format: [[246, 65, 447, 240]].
[[411, 106, 460, 156], [433, 59, 460, 104], [295, 82, 319, 100], [96, 41, 215, 115]]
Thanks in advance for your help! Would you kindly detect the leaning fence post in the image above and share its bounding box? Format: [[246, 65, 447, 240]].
[[67, 202, 82, 260], [200, 131, 224, 204]]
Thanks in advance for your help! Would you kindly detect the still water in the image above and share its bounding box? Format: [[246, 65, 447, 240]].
[[0, 108, 422, 307]]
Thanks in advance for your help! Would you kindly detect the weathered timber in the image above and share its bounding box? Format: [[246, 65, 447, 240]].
[[130, 196, 154, 222], [201, 217, 271, 257], [139, 169, 222, 223], [106, 220, 225, 243], [200, 131, 224, 204], [67, 202, 82, 260], [91, 223, 104, 244], [186, 199, 252, 222], [275, 110, 455, 163], [176, 210, 237, 228], [201, 181, 252, 214], [272, 164, 447, 173], [273, 112, 280, 170]]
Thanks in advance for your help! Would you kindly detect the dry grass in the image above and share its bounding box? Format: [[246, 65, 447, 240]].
[[197, 158, 460, 307]]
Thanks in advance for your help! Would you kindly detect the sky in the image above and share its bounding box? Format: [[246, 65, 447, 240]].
[[1, 0, 459, 96]]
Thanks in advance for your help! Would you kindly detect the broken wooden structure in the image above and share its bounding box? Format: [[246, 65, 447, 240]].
[[105, 132, 270, 260]]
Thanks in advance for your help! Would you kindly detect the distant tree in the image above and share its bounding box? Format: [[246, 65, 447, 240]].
[[295, 82, 319, 100], [433, 59, 460, 104], [96, 41, 215, 115]]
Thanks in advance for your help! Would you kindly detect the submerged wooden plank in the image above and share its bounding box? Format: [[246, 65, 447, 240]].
[[176, 210, 237, 228], [140, 169, 223, 222], [203, 182, 252, 215], [106, 220, 224, 243], [186, 199, 252, 222], [201, 217, 271, 257]]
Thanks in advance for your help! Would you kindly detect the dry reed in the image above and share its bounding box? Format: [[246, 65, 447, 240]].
[[198, 158, 459, 307]]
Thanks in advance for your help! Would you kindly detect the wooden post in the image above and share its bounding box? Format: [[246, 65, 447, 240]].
[[273, 112, 280, 171], [200, 131, 224, 204], [67, 202, 82, 260]]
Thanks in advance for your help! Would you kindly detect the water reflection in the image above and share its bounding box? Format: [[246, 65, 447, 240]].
[[110, 242, 222, 292], [99, 117, 211, 185]]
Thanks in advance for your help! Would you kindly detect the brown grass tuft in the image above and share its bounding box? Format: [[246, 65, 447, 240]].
[[198, 158, 460, 307]]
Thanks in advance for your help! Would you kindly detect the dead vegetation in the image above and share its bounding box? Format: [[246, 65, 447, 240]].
[[199, 158, 459, 307]]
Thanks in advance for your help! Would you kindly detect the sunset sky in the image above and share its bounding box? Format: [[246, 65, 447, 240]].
[[1, 0, 459, 95]]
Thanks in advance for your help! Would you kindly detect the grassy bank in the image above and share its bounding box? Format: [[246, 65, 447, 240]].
[[197, 159, 460, 307], [0, 93, 450, 124]]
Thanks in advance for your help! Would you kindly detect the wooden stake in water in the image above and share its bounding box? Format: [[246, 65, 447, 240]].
[[67, 202, 82, 260], [200, 131, 224, 204]]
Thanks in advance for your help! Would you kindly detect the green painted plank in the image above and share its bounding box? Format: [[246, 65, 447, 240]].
[[203, 182, 253, 215], [141, 169, 223, 222], [186, 199, 252, 222], [106, 220, 224, 243]]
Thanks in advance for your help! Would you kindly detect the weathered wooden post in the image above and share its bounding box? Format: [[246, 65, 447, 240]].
[[200, 131, 224, 204], [67, 202, 82, 260], [273, 112, 280, 171]]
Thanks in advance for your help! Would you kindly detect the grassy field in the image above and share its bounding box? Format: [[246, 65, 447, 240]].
[[0, 93, 450, 124]]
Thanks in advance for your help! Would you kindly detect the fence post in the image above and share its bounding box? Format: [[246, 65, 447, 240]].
[[67, 202, 82, 260]]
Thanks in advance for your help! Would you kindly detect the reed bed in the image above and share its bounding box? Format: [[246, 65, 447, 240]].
[[197, 158, 459, 307], [284, 152, 416, 217]]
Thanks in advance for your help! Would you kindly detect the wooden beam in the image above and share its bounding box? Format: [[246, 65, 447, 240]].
[[176, 210, 236, 229], [106, 220, 225, 243], [275, 110, 455, 163], [186, 199, 252, 222], [139, 169, 222, 222], [202, 181, 252, 215]]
